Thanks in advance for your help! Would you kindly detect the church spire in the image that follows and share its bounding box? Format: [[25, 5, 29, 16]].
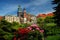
[[23, 8, 26, 12]]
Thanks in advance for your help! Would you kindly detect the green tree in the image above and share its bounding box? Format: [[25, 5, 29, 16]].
[[44, 16, 54, 23], [37, 17, 44, 28], [43, 16, 60, 38], [37, 17, 44, 23], [19, 23, 31, 28], [0, 19, 12, 32], [52, 0, 60, 27], [11, 22, 20, 30], [0, 19, 14, 40], [28, 30, 42, 40], [37, 16, 60, 37], [44, 16, 58, 35]]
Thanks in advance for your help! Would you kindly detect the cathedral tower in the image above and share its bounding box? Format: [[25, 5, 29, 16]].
[[23, 8, 27, 18], [23, 8, 27, 23], [17, 5, 23, 17], [17, 5, 24, 23]]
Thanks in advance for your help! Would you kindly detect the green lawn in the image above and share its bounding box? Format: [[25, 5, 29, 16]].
[[46, 35, 60, 40]]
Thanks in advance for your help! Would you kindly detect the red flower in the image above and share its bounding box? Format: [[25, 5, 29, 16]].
[[13, 36, 16, 40], [18, 28, 30, 35], [40, 30, 44, 33]]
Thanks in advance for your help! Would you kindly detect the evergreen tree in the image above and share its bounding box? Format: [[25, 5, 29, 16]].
[[52, 0, 60, 26]]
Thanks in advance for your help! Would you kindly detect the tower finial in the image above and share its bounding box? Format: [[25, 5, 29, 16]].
[[23, 8, 26, 12], [23, 8, 26, 10]]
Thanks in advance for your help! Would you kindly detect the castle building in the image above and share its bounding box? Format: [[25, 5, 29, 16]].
[[31, 16, 37, 24], [17, 5, 37, 24], [4, 5, 37, 24], [4, 16, 20, 23]]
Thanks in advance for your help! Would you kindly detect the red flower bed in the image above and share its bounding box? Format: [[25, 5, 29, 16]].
[[13, 24, 44, 40], [18, 28, 30, 35]]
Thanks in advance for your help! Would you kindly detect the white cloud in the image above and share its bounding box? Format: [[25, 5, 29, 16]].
[[38, 9, 55, 14], [23, 0, 49, 8], [45, 10, 55, 14]]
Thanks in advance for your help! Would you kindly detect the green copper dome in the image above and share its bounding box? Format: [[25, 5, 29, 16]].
[[18, 5, 22, 12]]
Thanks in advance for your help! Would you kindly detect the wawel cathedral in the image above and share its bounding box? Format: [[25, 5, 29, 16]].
[[4, 5, 37, 24]]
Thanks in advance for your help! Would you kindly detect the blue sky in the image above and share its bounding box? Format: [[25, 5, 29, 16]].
[[0, 0, 55, 16]]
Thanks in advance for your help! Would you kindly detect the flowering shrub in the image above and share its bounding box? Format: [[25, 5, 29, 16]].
[[18, 28, 30, 35], [13, 24, 44, 40], [27, 24, 44, 33]]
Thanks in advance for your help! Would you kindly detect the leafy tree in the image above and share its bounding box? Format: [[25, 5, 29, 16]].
[[28, 31, 42, 40], [0, 19, 31, 40], [19, 23, 31, 28], [44, 16, 54, 23], [43, 16, 60, 37], [11, 22, 20, 30], [0, 19, 12, 32], [37, 17, 43, 23], [37, 17, 44, 28], [0, 19, 14, 40], [37, 16, 60, 37]]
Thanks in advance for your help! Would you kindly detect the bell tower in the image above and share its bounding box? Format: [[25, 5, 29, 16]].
[[17, 5, 24, 23], [23, 8, 27, 23], [17, 5, 23, 17], [23, 8, 27, 18]]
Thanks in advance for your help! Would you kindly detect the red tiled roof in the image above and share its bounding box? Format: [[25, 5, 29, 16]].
[[37, 14, 46, 18], [37, 13, 54, 18], [0, 16, 3, 20], [47, 13, 54, 16]]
